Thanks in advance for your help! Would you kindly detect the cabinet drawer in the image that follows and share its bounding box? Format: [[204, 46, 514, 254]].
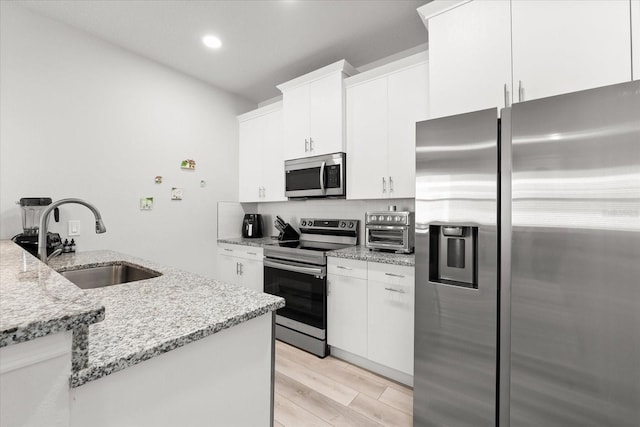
[[327, 257, 367, 279], [368, 263, 414, 287], [217, 244, 263, 261]]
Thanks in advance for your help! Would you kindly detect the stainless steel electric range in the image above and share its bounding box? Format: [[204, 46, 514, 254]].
[[263, 218, 359, 357]]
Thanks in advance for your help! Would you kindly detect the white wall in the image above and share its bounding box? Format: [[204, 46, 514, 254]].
[[0, 3, 254, 277]]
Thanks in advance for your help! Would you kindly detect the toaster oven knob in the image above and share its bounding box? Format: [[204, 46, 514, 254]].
[[395, 216, 401, 222], [340, 222, 346, 228], [348, 222, 354, 228]]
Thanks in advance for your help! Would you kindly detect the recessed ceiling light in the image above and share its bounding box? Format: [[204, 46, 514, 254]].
[[202, 35, 222, 50]]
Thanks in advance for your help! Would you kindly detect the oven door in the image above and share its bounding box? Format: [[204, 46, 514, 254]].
[[263, 258, 327, 336], [365, 224, 409, 251]]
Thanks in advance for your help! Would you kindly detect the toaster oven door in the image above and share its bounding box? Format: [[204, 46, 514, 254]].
[[365, 225, 409, 251]]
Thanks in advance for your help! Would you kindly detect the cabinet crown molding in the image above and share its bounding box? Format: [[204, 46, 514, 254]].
[[276, 59, 358, 93], [345, 51, 428, 88], [417, 0, 472, 29], [237, 100, 283, 122]]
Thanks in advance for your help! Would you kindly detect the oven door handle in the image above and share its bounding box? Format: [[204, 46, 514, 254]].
[[264, 259, 326, 278], [319, 161, 326, 193]]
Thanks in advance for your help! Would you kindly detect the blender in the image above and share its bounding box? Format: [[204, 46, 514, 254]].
[[12, 198, 63, 257]]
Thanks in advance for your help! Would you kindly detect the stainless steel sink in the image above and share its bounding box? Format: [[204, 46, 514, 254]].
[[59, 262, 162, 289]]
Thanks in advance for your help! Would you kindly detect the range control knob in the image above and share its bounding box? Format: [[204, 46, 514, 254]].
[[301, 220, 307, 226], [340, 222, 346, 228], [307, 220, 313, 227], [370, 215, 376, 221], [348, 222, 354, 228], [386, 215, 392, 222]]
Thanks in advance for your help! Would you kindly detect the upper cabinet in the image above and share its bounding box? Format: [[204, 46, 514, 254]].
[[346, 53, 428, 200], [238, 102, 286, 203], [277, 60, 357, 160], [426, 0, 511, 118], [420, 0, 634, 118], [511, 0, 632, 102]]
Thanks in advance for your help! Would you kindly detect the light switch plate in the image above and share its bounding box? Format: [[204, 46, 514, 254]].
[[68, 220, 81, 236]]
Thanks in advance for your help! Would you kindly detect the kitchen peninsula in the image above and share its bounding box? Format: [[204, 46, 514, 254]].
[[0, 240, 284, 427]]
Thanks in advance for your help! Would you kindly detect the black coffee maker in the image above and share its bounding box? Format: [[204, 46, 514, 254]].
[[242, 214, 263, 238], [12, 197, 63, 257]]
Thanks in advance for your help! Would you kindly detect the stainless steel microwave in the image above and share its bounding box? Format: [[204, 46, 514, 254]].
[[285, 152, 346, 199]]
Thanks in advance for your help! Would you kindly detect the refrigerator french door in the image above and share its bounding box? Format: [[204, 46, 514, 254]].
[[508, 81, 640, 426], [414, 80, 639, 427], [414, 108, 499, 426]]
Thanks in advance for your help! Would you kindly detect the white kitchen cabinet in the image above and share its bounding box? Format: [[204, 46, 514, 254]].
[[425, 0, 511, 118], [238, 102, 285, 203], [367, 263, 415, 375], [421, 0, 633, 117], [327, 258, 368, 358], [346, 52, 428, 199], [217, 244, 264, 292], [511, 0, 632, 102], [278, 60, 357, 160], [0, 331, 72, 427]]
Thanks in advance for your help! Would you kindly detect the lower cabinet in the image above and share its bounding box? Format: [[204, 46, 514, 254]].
[[327, 257, 415, 379], [367, 263, 415, 376], [217, 244, 264, 293], [327, 258, 368, 357]]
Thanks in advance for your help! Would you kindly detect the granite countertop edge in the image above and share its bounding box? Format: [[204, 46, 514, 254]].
[[70, 301, 283, 388], [326, 246, 416, 267]]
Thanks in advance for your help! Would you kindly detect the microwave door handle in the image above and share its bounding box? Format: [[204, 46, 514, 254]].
[[319, 161, 326, 193]]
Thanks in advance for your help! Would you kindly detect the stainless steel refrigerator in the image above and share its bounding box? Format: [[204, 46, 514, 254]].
[[413, 80, 640, 427]]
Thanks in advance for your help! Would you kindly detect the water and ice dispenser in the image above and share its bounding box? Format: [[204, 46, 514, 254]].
[[429, 225, 478, 288]]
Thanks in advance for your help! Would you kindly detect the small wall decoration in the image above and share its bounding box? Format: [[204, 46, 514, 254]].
[[181, 159, 196, 170], [155, 176, 163, 184], [171, 187, 184, 200], [140, 197, 154, 210]]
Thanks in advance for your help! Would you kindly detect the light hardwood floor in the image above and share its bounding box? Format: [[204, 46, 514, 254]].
[[274, 341, 413, 427]]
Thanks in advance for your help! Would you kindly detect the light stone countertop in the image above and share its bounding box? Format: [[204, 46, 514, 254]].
[[327, 245, 415, 267], [0, 240, 104, 349], [217, 236, 279, 248], [1, 241, 284, 388]]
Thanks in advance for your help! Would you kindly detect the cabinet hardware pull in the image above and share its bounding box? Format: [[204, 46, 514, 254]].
[[309, 137, 314, 151], [504, 83, 511, 107], [262, 187, 265, 198], [518, 80, 524, 103], [336, 265, 352, 270], [385, 272, 405, 278], [238, 262, 243, 275], [384, 287, 405, 293], [247, 252, 257, 255], [389, 176, 394, 193], [224, 248, 233, 252], [382, 177, 386, 193], [236, 262, 240, 275], [305, 139, 309, 152]]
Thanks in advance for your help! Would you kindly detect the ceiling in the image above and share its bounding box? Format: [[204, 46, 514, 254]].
[[17, 0, 430, 104]]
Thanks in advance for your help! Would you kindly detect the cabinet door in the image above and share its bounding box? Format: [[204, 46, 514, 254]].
[[309, 73, 344, 156], [260, 108, 286, 202], [346, 77, 389, 200], [327, 274, 368, 357], [428, 0, 512, 118], [238, 117, 263, 202], [238, 258, 264, 293], [367, 270, 415, 375], [387, 62, 428, 199], [512, 0, 632, 102], [282, 84, 310, 160], [217, 253, 239, 285]]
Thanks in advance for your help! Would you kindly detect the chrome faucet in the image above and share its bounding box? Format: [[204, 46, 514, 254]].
[[38, 198, 106, 263]]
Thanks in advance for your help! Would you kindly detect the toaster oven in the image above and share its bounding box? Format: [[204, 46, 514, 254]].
[[365, 210, 415, 254]]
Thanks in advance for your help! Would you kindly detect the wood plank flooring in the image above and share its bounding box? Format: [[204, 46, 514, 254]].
[[274, 341, 413, 427]]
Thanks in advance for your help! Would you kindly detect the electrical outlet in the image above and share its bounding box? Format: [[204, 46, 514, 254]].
[[68, 220, 81, 236]]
